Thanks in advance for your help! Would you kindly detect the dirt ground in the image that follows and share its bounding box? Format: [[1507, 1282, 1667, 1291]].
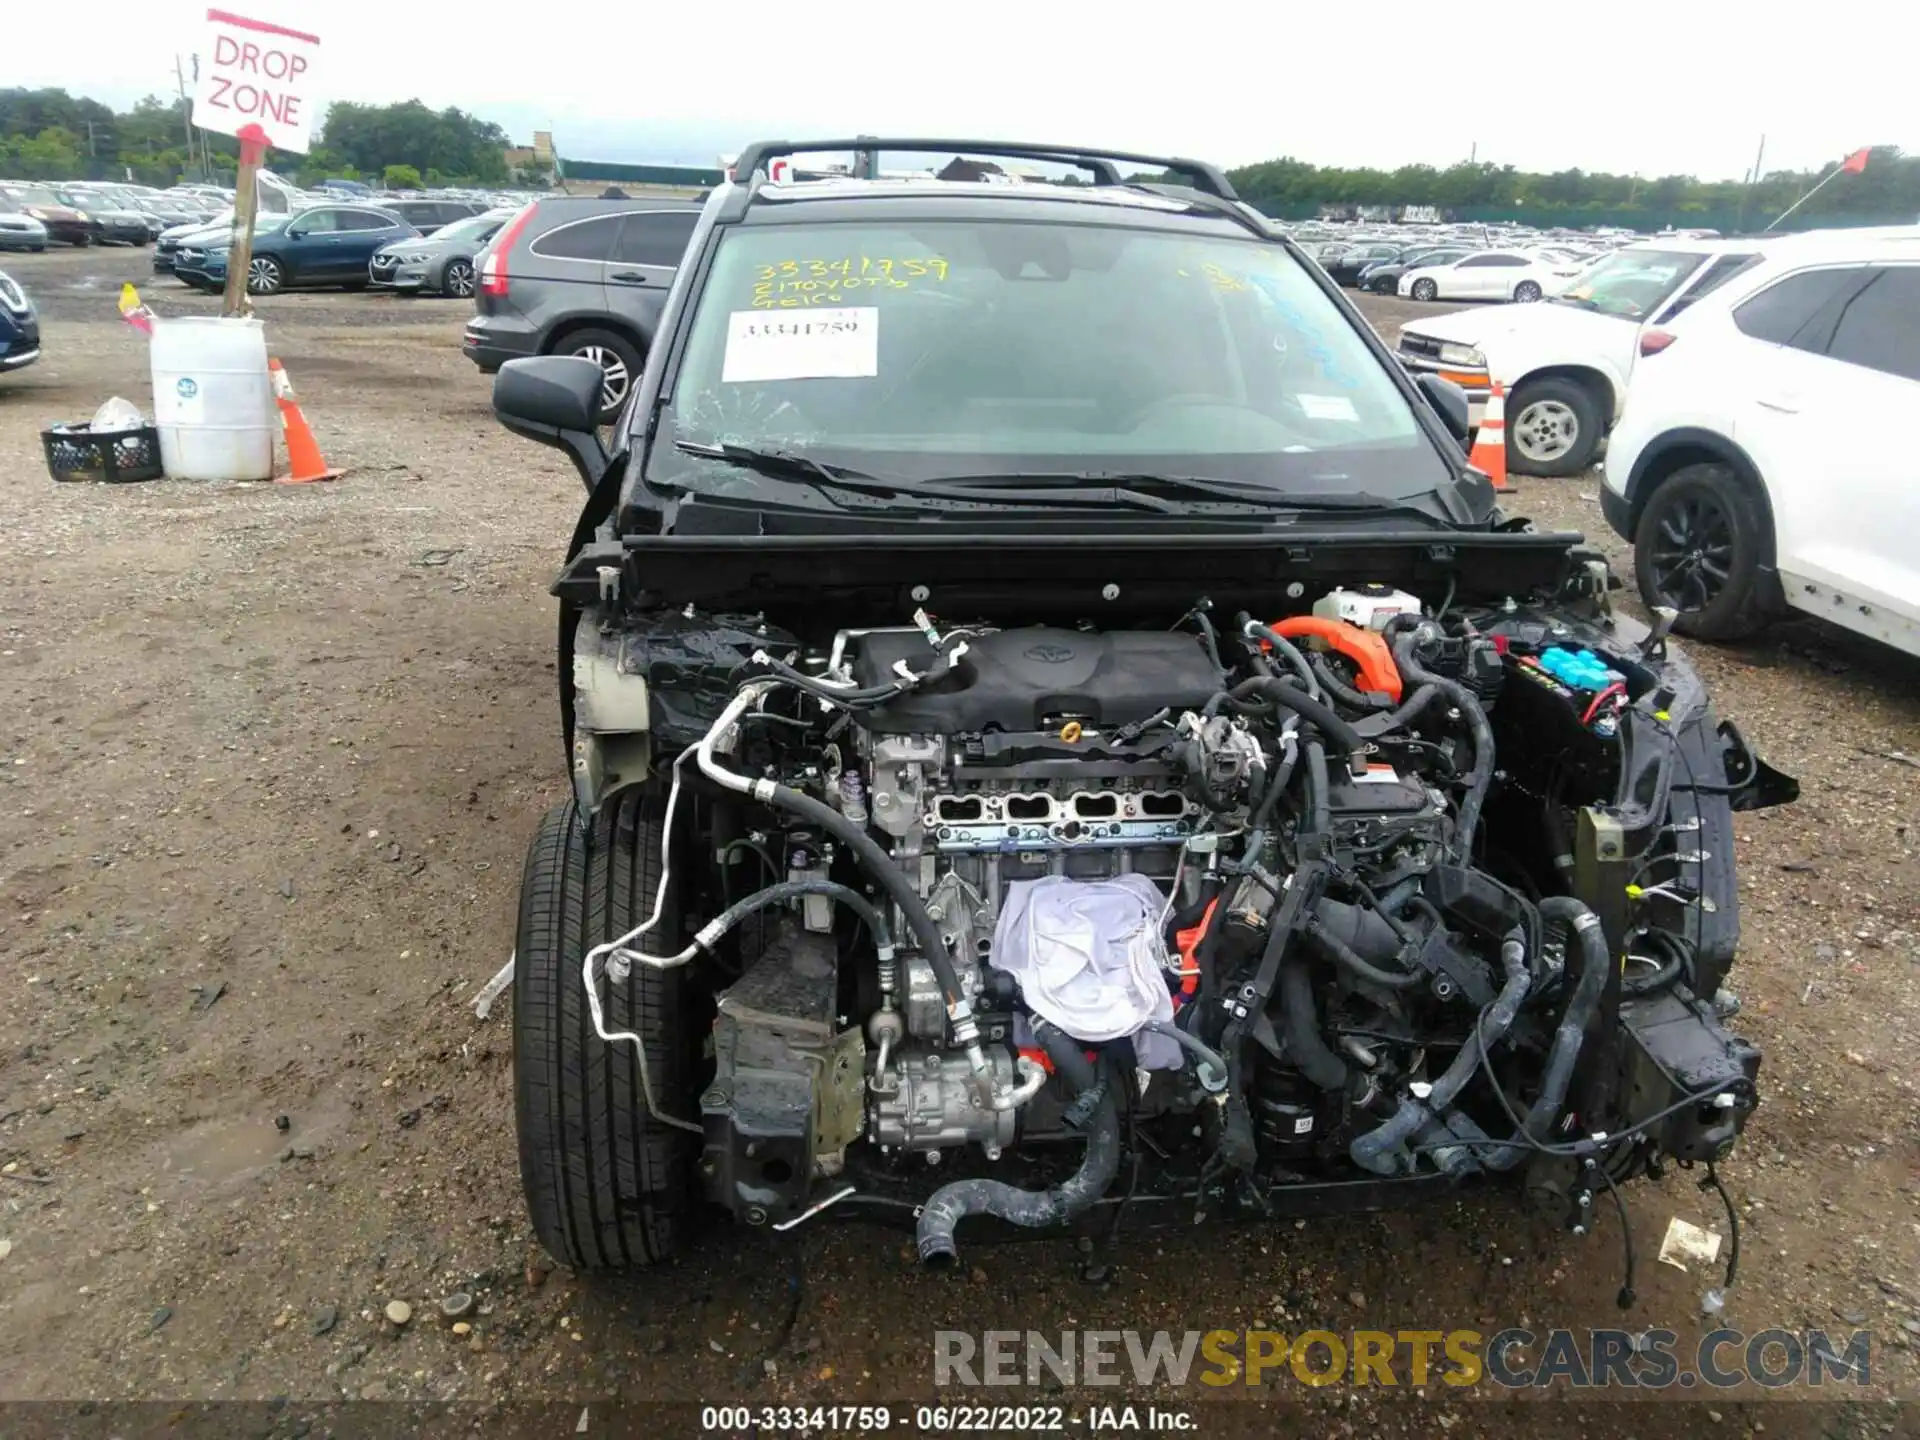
[[0, 244, 1916, 1438]]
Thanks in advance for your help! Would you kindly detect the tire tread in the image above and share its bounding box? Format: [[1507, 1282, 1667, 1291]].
[[514, 793, 693, 1270]]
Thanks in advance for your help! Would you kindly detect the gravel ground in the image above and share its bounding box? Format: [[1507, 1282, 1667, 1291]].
[[0, 245, 1916, 1438]]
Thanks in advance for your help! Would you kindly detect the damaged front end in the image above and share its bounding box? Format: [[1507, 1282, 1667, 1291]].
[[549, 529, 1795, 1281]]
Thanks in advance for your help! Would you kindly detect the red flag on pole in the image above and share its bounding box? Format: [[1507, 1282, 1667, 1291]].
[[1841, 147, 1871, 174]]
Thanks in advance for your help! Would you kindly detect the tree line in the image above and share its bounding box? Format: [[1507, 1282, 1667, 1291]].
[[1225, 148, 1916, 227], [5, 87, 1914, 228], [0, 88, 536, 189]]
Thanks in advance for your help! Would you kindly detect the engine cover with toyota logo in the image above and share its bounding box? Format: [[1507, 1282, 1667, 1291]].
[[848, 626, 1224, 735]]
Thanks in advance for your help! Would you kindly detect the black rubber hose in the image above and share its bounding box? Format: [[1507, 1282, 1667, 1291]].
[[1303, 740, 1332, 841], [1032, 1017, 1096, 1092], [916, 1052, 1123, 1268], [1384, 681, 1441, 731], [692, 878, 891, 953], [1237, 614, 1321, 697], [1032, 1017, 1106, 1130], [1308, 652, 1393, 710], [1308, 919, 1423, 990], [1188, 608, 1225, 675], [1250, 738, 1299, 831], [1481, 897, 1611, 1169], [1620, 929, 1691, 996], [1350, 927, 1530, 1175], [1390, 631, 1495, 858], [1278, 943, 1350, 1090], [754, 781, 964, 1013], [1229, 676, 1368, 760], [1312, 896, 1408, 960]]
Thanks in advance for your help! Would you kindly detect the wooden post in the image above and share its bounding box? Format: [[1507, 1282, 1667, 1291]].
[[221, 129, 268, 318]]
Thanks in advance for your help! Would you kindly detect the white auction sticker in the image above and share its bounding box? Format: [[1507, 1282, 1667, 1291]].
[[722, 308, 878, 383], [1298, 393, 1359, 422]]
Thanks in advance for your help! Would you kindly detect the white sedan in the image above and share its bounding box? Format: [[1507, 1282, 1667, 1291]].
[[1398, 249, 1567, 303]]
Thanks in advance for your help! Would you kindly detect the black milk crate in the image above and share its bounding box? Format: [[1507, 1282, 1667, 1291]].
[[41, 422, 165, 484]]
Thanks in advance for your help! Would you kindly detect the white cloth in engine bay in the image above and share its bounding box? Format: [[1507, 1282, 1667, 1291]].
[[990, 875, 1181, 1070]]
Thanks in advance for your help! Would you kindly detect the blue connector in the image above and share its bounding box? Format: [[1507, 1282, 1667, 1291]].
[[1537, 647, 1623, 693]]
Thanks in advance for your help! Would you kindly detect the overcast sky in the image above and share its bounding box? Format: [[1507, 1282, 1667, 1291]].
[[12, 1, 1910, 180]]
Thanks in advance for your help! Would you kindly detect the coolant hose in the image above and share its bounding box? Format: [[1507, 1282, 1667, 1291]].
[[1303, 740, 1332, 841], [1308, 920, 1423, 990], [916, 1051, 1122, 1268], [1621, 928, 1690, 996], [1483, 897, 1609, 1168], [1390, 631, 1495, 859], [1237, 614, 1322, 698], [1228, 677, 1368, 760], [1384, 682, 1441, 731], [1308, 652, 1392, 711], [1142, 1018, 1230, 1091], [1031, 1017, 1107, 1130], [1350, 927, 1530, 1175], [1278, 944, 1351, 1091]]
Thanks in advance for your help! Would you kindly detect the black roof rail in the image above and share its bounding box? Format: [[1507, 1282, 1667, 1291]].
[[1129, 182, 1277, 240], [729, 137, 1239, 200]]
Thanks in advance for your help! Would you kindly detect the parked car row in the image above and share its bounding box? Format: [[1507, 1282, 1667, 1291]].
[[154, 198, 524, 297], [1294, 227, 1621, 304]]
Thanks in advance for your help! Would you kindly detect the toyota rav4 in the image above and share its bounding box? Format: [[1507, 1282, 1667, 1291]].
[[486, 139, 1793, 1282]]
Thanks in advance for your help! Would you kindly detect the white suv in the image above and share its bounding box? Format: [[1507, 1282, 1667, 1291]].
[[1602, 227, 1920, 656], [1396, 240, 1768, 475]]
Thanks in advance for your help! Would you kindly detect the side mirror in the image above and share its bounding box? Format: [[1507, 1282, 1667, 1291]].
[[493, 356, 610, 492], [285, 227, 306, 241], [1415, 373, 1472, 445]]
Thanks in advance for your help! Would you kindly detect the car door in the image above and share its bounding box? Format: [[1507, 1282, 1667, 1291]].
[[524, 211, 627, 323], [1445, 255, 1504, 299], [605, 209, 699, 329], [332, 208, 408, 276], [1731, 263, 1920, 639], [282, 205, 343, 281]]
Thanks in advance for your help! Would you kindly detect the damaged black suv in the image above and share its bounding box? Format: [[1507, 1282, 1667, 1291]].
[[490, 139, 1795, 1280]]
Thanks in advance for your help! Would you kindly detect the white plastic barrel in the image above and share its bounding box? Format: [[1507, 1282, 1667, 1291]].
[[150, 316, 275, 481]]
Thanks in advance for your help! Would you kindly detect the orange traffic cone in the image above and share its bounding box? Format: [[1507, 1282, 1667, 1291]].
[[269, 358, 341, 484], [1470, 381, 1510, 491]]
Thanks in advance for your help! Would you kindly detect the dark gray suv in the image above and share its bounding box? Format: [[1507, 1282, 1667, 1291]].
[[462, 196, 701, 421]]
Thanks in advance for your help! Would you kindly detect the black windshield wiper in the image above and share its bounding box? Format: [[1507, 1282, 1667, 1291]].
[[936, 472, 1455, 524], [672, 442, 1178, 513], [672, 440, 907, 496]]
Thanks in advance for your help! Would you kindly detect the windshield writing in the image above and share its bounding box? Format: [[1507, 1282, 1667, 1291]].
[[664, 219, 1449, 498]]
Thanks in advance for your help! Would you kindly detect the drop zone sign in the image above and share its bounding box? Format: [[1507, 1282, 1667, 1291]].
[[191, 8, 322, 154]]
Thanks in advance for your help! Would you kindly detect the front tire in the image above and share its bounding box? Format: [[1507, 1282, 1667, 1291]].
[[1411, 278, 1439, 301], [247, 256, 285, 295], [1508, 376, 1603, 476], [515, 792, 703, 1271], [1633, 463, 1771, 641], [441, 258, 476, 298]]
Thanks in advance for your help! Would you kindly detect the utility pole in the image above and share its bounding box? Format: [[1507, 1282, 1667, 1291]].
[[1469, 140, 1477, 164], [174, 55, 200, 179], [1736, 134, 1764, 233]]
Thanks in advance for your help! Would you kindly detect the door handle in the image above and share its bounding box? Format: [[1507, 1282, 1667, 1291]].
[[608, 271, 648, 284]]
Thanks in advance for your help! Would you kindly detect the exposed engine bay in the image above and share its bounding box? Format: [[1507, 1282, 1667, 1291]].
[[571, 579, 1789, 1274]]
